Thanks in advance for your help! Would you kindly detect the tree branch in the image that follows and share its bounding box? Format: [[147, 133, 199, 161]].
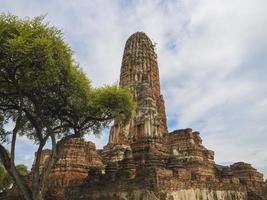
[[11, 110, 22, 163]]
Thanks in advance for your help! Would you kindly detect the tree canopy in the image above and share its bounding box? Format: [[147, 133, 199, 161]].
[[0, 13, 135, 200]]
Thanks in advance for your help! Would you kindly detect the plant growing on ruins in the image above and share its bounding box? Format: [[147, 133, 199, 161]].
[[0, 14, 134, 200]]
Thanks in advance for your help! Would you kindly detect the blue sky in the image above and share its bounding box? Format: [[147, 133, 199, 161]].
[[1, 0, 267, 178]]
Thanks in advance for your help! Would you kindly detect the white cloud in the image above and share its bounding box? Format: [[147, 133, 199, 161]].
[[1, 0, 267, 178]]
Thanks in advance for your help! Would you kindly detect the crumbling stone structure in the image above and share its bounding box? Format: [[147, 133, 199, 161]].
[[13, 32, 266, 200], [36, 139, 104, 200]]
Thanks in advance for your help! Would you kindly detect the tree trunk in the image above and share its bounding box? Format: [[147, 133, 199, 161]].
[[0, 144, 33, 200], [1, 133, 80, 200], [10, 165, 33, 200], [32, 189, 43, 200], [35, 134, 80, 200]]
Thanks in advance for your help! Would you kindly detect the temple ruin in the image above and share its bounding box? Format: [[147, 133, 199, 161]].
[[7, 32, 267, 200]]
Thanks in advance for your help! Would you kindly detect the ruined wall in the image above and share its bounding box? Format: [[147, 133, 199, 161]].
[[167, 129, 216, 180], [40, 139, 104, 199], [230, 162, 266, 199], [66, 184, 247, 200], [230, 162, 264, 183], [166, 189, 247, 200], [67, 190, 247, 200]]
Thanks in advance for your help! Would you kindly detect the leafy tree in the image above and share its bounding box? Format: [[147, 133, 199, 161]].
[[0, 13, 135, 200]]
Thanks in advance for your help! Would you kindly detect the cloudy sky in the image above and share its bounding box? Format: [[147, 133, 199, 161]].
[[1, 0, 267, 178]]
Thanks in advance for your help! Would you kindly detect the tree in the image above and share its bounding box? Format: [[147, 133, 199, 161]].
[[0, 13, 135, 200]]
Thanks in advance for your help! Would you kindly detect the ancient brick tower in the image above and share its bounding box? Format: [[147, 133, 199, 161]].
[[108, 32, 168, 145]]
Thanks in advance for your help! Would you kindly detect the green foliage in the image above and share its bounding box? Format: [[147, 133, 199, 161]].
[[92, 86, 135, 122], [0, 13, 75, 141], [0, 13, 134, 199], [15, 164, 27, 176], [0, 150, 28, 192], [0, 164, 9, 191], [0, 13, 135, 141], [0, 162, 28, 192]]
